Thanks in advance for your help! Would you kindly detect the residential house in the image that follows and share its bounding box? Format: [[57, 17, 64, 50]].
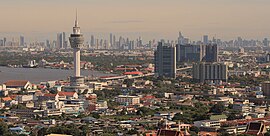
[[4, 80, 32, 90]]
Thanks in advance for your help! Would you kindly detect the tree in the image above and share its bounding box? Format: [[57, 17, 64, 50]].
[[0, 121, 9, 135], [190, 126, 199, 134], [90, 113, 100, 119], [136, 107, 155, 116], [210, 103, 225, 114], [265, 131, 270, 136]]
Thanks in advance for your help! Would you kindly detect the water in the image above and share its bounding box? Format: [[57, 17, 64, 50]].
[[0, 66, 114, 84]]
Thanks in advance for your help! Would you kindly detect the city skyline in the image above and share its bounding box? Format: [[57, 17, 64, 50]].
[[0, 0, 270, 41]]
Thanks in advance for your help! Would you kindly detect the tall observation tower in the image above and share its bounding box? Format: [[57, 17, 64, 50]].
[[65, 12, 90, 93]]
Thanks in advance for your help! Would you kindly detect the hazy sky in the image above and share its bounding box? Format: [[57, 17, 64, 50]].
[[0, 0, 270, 41]]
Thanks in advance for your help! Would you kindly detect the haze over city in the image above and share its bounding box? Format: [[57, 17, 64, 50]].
[[3, 0, 270, 136], [1, 0, 270, 41]]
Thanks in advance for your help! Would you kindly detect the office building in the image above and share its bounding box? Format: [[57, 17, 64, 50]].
[[3, 37, 6, 46], [263, 38, 269, 47], [203, 35, 209, 45], [46, 40, 50, 48], [176, 44, 218, 62], [20, 36, 25, 46], [176, 44, 204, 62], [178, 32, 185, 45], [0, 40, 3, 46], [56, 33, 63, 49], [155, 40, 176, 78], [115, 95, 140, 105], [62, 32, 68, 48], [110, 33, 113, 47], [193, 62, 228, 83], [262, 81, 270, 97], [205, 44, 218, 62]]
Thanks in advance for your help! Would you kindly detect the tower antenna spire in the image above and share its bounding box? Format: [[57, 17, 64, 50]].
[[75, 9, 78, 27]]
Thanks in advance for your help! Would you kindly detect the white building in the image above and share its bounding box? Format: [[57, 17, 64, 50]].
[[115, 95, 140, 105]]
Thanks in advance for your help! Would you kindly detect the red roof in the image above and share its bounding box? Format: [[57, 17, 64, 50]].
[[58, 92, 76, 97], [4, 80, 29, 87], [124, 71, 143, 75], [44, 94, 57, 97], [1, 97, 12, 101]]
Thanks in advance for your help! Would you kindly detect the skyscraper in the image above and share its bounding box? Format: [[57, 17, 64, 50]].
[[20, 36, 25, 46], [3, 37, 6, 47], [0, 40, 3, 46], [262, 81, 270, 97], [90, 35, 95, 48], [113, 35, 116, 49], [56, 33, 63, 49], [178, 32, 185, 45], [263, 38, 269, 47], [110, 33, 113, 48], [204, 44, 218, 62], [46, 40, 50, 48], [64, 12, 90, 93], [176, 44, 204, 62], [176, 44, 218, 63], [203, 35, 209, 45], [62, 32, 68, 49], [154, 40, 176, 78], [193, 62, 228, 83]]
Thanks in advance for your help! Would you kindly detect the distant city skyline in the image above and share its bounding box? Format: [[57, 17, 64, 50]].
[[0, 0, 270, 41]]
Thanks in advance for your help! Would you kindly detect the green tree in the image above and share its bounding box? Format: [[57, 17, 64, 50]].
[[190, 126, 199, 134], [136, 107, 155, 116], [210, 103, 225, 114], [90, 113, 100, 119], [0, 121, 9, 135]]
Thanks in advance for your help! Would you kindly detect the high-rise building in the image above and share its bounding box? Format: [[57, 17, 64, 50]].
[[263, 38, 269, 47], [20, 36, 25, 46], [176, 44, 218, 62], [64, 12, 90, 93], [178, 32, 185, 45], [205, 44, 218, 62], [3, 37, 6, 46], [90, 35, 95, 47], [262, 81, 270, 97], [0, 40, 3, 46], [46, 40, 50, 48], [192, 62, 228, 83], [203, 35, 209, 45], [110, 33, 113, 48], [154, 40, 176, 78], [62, 32, 68, 49], [176, 44, 204, 62], [56, 33, 63, 49], [113, 35, 116, 49]]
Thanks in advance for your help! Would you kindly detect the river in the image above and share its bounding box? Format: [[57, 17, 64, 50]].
[[0, 66, 114, 84]]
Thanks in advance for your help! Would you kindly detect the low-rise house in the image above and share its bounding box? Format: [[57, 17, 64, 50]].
[[4, 80, 32, 90], [210, 114, 228, 122], [39, 93, 59, 101], [1, 96, 17, 107], [16, 95, 33, 103], [58, 92, 78, 100], [212, 97, 233, 106], [115, 95, 140, 105], [96, 100, 108, 110], [9, 126, 30, 135], [244, 121, 267, 136], [154, 111, 182, 121], [194, 120, 221, 128]]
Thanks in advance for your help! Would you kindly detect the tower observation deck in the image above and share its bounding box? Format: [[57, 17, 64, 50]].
[[64, 11, 91, 93]]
